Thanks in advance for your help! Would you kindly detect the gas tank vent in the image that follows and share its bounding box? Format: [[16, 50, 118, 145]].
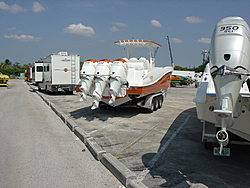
[[224, 54, 231, 61]]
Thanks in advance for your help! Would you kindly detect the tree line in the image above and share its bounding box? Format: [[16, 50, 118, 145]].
[[174, 56, 209, 73], [0, 59, 31, 76], [1, 57, 209, 76]]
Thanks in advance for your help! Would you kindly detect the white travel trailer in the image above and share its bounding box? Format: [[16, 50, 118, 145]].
[[38, 52, 80, 94], [32, 62, 43, 85], [194, 17, 250, 156]]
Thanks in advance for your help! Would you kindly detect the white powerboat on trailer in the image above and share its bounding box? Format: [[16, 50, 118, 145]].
[[193, 17, 250, 156], [77, 39, 173, 111]]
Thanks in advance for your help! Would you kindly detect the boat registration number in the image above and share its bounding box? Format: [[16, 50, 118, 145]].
[[213, 147, 230, 156]]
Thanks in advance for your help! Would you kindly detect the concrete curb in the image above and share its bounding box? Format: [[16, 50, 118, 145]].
[[127, 179, 148, 188], [66, 118, 78, 131], [74, 126, 91, 144], [50, 103, 64, 118], [27, 83, 148, 188], [101, 153, 136, 187], [86, 137, 106, 160], [60, 112, 69, 124]]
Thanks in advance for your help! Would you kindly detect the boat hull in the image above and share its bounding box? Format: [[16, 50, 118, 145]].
[[102, 71, 172, 107], [196, 95, 250, 142], [126, 72, 171, 96]]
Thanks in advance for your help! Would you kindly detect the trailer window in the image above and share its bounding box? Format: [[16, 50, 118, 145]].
[[36, 66, 43, 72]]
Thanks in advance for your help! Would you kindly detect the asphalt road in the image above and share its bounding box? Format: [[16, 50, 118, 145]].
[[0, 80, 122, 188], [34, 80, 250, 188]]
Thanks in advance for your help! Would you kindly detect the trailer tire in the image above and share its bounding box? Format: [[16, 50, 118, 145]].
[[66, 91, 73, 95], [153, 97, 159, 111], [45, 86, 50, 94], [147, 98, 155, 113], [171, 83, 176, 87], [99, 102, 108, 110], [158, 96, 163, 109]]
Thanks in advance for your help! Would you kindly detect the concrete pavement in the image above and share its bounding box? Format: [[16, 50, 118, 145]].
[[0, 79, 123, 188], [28, 81, 250, 188]]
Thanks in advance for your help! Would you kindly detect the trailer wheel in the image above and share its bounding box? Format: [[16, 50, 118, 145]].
[[158, 96, 163, 109], [171, 83, 176, 87], [45, 86, 50, 94], [147, 98, 155, 113], [66, 91, 73, 95], [153, 97, 159, 111], [99, 102, 108, 110]]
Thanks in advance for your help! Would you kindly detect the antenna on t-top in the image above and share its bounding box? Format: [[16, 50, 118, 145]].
[[166, 35, 174, 68]]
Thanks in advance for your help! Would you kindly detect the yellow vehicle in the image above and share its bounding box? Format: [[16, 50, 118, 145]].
[[0, 72, 9, 86]]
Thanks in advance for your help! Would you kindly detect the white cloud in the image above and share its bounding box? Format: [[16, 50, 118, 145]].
[[151, 20, 162, 27], [0, 1, 26, 13], [4, 34, 41, 42], [81, 2, 95, 7], [171, 38, 183, 43], [0, 1, 8, 9], [110, 26, 120, 32], [64, 23, 95, 37], [7, 27, 22, 33], [7, 27, 16, 30], [185, 16, 205, 24], [195, 38, 211, 44], [32, 1, 46, 13], [112, 22, 128, 27]]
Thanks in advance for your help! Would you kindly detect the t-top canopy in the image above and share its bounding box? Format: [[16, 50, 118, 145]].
[[114, 39, 162, 48]]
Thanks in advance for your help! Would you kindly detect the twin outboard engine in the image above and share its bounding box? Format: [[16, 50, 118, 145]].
[[109, 59, 128, 104], [91, 59, 112, 110], [210, 17, 250, 153], [80, 59, 97, 101], [79, 58, 129, 110]]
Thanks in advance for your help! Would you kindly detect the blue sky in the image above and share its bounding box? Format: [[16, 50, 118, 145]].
[[0, 0, 249, 68]]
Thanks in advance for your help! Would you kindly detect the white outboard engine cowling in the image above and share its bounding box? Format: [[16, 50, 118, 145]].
[[80, 59, 97, 101], [109, 58, 128, 104], [210, 17, 250, 153], [91, 59, 112, 110]]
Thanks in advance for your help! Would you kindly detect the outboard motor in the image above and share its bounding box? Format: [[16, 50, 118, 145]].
[[210, 17, 250, 153], [91, 59, 112, 110], [80, 59, 97, 101], [109, 59, 128, 104]]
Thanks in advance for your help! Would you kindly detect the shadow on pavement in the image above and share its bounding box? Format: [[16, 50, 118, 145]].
[[142, 107, 250, 188], [69, 106, 146, 122]]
